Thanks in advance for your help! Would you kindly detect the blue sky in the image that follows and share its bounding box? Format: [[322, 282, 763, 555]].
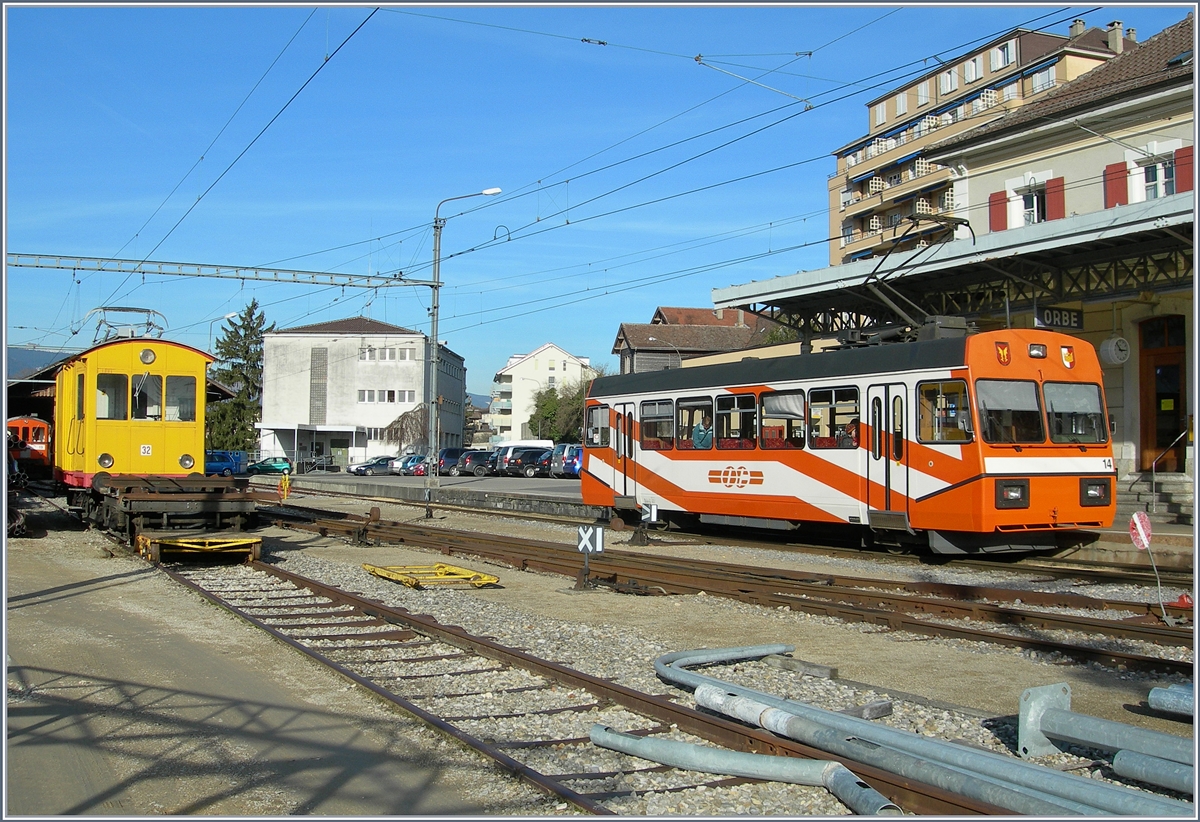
[[5, 4, 1190, 393]]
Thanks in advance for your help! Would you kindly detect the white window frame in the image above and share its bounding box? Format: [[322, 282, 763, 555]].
[[874, 103, 886, 126], [1022, 186, 1047, 225], [1002, 82, 1019, 101], [917, 81, 930, 106], [964, 56, 981, 83], [939, 69, 958, 94], [991, 40, 1015, 71], [1031, 66, 1055, 94], [1141, 156, 1176, 200], [894, 92, 907, 116]]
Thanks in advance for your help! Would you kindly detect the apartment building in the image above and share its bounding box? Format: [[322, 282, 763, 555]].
[[257, 317, 466, 465], [828, 19, 1134, 266], [487, 343, 596, 444]]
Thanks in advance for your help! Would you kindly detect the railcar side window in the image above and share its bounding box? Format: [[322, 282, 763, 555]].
[[760, 391, 805, 449], [716, 394, 756, 449], [676, 397, 713, 450], [95, 374, 128, 421], [640, 400, 674, 450], [76, 373, 85, 420], [892, 396, 904, 460], [166, 376, 197, 422], [585, 405, 610, 448], [1044, 383, 1108, 444], [976, 380, 1044, 443], [917, 381, 972, 443], [132, 374, 163, 420], [809, 387, 860, 449]]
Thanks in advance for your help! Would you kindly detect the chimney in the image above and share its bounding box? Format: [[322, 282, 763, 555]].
[[737, 309, 745, 328], [1069, 19, 1086, 38], [715, 308, 723, 320], [1107, 21, 1124, 54], [1127, 27, 1136, 43]]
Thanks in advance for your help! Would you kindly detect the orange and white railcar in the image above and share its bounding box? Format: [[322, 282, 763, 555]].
[[581, 328, 1115, 553]]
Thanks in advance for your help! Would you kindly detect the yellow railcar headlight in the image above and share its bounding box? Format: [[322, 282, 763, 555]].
[[179, 454, 195, 469], [139, 349, 156, 364], [98, 453, 115, 469]]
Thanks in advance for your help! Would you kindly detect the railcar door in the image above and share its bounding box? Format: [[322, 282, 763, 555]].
[[866, 383, 909, 530], [613, 402, 636, 497]]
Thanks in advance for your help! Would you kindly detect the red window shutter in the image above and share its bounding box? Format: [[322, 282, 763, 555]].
[[1104, 162, 1129, 208], [1045, 177, 1066, 220], [988, 191, 1008, 231], [1175, 146, 1193, 193]]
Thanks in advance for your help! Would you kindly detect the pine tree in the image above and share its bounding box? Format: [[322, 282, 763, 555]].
[[206, 300, 274, 451]]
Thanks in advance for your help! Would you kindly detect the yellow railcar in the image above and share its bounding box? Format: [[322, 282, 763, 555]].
[[54, 338, 209, 488]]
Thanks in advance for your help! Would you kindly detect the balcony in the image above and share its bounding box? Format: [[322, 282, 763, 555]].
[[489, 399, 512, 412], [834, 114, 987, 183], [842, 166, 952, 221], [840, 209, 957, 261]]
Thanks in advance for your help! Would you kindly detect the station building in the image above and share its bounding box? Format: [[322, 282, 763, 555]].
[[715, 15, 1194, 511]]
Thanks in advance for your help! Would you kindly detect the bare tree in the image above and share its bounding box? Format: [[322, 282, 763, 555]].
[[384, 404, 428, 453]]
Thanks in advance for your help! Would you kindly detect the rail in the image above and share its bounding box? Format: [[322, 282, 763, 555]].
[[1149, 427, 1190, 513]]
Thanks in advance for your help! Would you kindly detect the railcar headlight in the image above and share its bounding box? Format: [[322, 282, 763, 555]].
[[139, 348, 156, 364], [995, 479, 1029, 509], [98, 453, 115, 469], [1028, 344, 1047, 358], [179, 454, 195, 469], [1080, 477, 1111, 506]]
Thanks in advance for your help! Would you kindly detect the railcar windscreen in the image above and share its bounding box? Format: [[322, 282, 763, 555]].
[[132, 374, 163, 420], [166, 376, 197, 422], [96, 374, 128, 420], [976, 379, 1044, 443], [1044, 383, 1108, 444], [585, 405, 610, 448]]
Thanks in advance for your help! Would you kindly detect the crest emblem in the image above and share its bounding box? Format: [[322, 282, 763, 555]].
[[995, 341, 1011, 365], [1061, 346, 1075, 369]]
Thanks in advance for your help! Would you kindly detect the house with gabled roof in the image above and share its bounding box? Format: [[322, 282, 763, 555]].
[[258, 316, 466, 466], [487, 343, 596, 444]]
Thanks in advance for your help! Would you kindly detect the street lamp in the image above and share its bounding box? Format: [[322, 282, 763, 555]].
[[427, 187, 501, 499], [208, 312, 238, 352], [648, 336, 683, 369]]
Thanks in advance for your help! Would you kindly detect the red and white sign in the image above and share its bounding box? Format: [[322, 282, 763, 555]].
[[1129, 511, 1153, 551]]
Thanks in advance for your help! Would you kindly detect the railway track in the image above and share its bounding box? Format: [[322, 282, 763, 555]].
[[269, 483, 1193, 588], [162, 561, 993, 816], [268, 505, 1193, 677]]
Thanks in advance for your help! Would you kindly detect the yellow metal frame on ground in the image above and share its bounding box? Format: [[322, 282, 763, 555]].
[[136, 534, 262, 562], [363, 562, 499, 589]]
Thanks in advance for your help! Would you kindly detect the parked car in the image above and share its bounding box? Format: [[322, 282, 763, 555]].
[[549, 443, 580, 478], [410, 461, 428, 477], [494, 441, 553, 475], [205, 450, 240, 477], [246, 457, 292, 475], [537, 449, 553, 477], [390, 454, 425, 475], [503, 448, 551, 478], [455, 450, 492, 477], [485, 451, 500, 475], [436, 447, 468, 476], [348, 455, 396, 476], [560, 444, 583, 478]]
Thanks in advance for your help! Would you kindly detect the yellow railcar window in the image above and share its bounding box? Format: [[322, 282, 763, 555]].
[[132, 374, 163, 420], [166, 376, 196, 422], [96, 374, 128, 420], [76, 373, 85, 419]]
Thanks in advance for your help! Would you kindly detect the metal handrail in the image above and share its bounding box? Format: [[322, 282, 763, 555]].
[[1149, 427, 1191, 513]]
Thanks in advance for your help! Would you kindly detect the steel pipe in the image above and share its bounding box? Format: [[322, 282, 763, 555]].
[[1020, 682, 1193, 765], [1112, 749, 1195, 795], [590, 724, 902, 815], [1149, 683, 1195, 717], [656, 646, 1195, 817]]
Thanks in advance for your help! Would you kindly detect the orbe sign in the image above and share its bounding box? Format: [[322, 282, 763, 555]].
[[1033, 306, 1083, 331]]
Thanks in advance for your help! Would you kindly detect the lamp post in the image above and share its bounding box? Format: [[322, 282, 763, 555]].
[[648, 336, 683, 369], [208, 312, 238, 352], [427, 187, 501, 499]]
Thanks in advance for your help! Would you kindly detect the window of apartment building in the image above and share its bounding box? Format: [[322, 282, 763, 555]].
[[840, 187, 853, 208], [1142, 157, 1176, 199], [885, 171, 902, 187], [1022, 187, 1047, 225], [873, 103, 886, 126], [359, 347, 375, 361], [548, 376, 556, 387], [548, 360, 555, 370], [366, 427, 384, 441], [940, 109, 958, 127], [1002, 82, 1019, 101], [964, 56, 982, 83], [894, 92, 907, 116], [991, 40, 1015, 70], [358, 390, 376, 403], [887, 210, 904, 228], [939, 69, 958, 94], [917, 81, 930, 106], [1031, 66, 1055, 93], [842, 222, 854, 244]]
